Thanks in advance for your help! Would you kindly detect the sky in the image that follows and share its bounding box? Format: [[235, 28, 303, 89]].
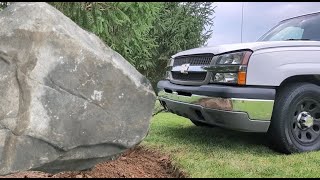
[[206, 2, 320, 46]]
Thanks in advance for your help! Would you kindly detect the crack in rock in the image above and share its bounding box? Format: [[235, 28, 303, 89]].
[[0, 2, 156, 175]]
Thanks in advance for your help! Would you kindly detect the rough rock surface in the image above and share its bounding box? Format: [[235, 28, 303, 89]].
[[0, 2, 155, 175]]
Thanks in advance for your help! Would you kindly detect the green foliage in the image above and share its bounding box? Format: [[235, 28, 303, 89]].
[[148, 2, 215, 88], [49, 2, 161, 77], [0, 2, 8, 11], [1, 2, 215, 89], [50, 2, 215, 89]]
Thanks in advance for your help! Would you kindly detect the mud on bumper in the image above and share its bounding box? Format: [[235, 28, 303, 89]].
[[157, 80, 276, 133]]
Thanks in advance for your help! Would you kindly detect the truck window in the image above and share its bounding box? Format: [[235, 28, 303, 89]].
[[258, 13, 320, 41], [268, 26, 304, 41]]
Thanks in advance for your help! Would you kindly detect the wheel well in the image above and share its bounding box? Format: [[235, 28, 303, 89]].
[[278, 75, 320, 89], [275, 75, 320, 100]]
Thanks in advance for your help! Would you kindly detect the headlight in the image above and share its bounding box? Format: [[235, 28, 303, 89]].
[[165, 71, 171, 80], [216, 51, 248, 65], [165, 58, 173, 80], [214, 73, 238, 83], [167, 58, 173, 67], [208, 50, 252, 85]]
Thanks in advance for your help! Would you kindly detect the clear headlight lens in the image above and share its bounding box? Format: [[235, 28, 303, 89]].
[[165, 58, 173, 80], [167, 58, 174, 67], [213, 73, 238, 83], [216, 51, 245, 65], [210, 51, 252, 85], [165, 71, 171, 80]]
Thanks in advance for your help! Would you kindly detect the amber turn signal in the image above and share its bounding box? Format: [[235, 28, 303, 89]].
[[237, 71, 246, 85]]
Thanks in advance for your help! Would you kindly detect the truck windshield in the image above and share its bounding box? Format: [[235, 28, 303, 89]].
[[258, 13, 320, 41]]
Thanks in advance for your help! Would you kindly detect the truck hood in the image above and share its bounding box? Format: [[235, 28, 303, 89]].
[[172, 41, 320, 58]]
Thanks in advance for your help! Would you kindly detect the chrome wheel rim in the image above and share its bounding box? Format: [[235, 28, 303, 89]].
[[291, 99, 320, 145]]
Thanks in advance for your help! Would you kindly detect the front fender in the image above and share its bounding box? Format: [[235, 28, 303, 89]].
[[246, 47, 320, 86]]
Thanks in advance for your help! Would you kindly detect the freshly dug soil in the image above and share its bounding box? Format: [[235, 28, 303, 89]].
[[0, 146, 186, 178]]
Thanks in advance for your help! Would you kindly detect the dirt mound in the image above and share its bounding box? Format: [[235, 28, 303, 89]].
[[0, 146, 186, 178]]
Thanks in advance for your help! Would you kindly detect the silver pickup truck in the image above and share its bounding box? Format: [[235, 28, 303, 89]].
[[157, 12, 320, 153]]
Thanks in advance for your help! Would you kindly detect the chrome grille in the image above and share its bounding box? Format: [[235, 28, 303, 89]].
[[170, 53, 213, 85], [173, 54, 214, 67]]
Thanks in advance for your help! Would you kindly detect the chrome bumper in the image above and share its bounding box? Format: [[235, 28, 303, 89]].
[[158, 90, 274, 121]]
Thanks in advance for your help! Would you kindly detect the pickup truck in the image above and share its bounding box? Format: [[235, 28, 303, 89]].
[[157, 12, 320, 154]]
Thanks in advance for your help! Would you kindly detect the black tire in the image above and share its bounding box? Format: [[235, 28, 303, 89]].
[[268, 82, 320, 154], [189, 119, 215, 127]]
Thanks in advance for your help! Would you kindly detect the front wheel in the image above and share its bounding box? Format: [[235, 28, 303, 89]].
[[268, 83, 320, 154]]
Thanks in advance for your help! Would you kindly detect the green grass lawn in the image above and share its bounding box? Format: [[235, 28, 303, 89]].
[[142, 111, 320, 178]]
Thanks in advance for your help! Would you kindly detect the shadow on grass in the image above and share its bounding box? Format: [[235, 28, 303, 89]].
[[150, 113, 279, 156], [173, 125, 267, 145]]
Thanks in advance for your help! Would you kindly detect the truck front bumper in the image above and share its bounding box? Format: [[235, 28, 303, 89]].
[[157, 80, 276, 133]]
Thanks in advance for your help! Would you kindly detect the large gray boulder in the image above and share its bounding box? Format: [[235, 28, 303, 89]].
[[0, 2, 156, 175]]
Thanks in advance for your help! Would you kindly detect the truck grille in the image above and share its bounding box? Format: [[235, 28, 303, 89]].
[[173, 54, 214, 67], [171, 72, 207, 82], [170, 54, 213, 85]]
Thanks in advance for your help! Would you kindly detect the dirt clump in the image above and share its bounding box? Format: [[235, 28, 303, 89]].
[[0, 146, 186, 178]]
